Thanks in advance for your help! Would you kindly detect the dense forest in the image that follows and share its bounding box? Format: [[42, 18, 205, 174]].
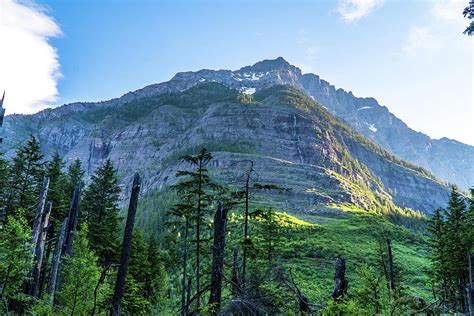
[[0, 135, 473, 315]]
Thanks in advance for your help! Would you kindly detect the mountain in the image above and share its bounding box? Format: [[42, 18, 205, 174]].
[[124, 57, 471, 190], [2, 78, 449, 216]]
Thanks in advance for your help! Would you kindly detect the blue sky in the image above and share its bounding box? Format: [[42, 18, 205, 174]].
[[0, 0, 472, 145]]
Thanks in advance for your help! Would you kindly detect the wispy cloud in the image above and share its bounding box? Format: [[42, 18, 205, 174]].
[[402, 25, 438, 56], [336, 0, 384, 23], [431, 0, 466, 27], [402, 0, 467, 57], [0, 0, 62, 114], [295, 29, 320, 73]]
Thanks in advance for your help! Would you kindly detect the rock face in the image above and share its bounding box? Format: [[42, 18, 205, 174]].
[[2, 82, 449, 215], [98, 57, 472, 190]]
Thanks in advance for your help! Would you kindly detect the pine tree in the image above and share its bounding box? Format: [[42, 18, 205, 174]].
[[427, 208, 449, 303], [45, 153, 69, 235], [67, 158, 85, 198], [144, 235, 167, 307], [445, 186, 468, 311], [57, 226, 106, 315], [6, 135, 44, 219], [122, 229, 149, 314], [174, 148, 219, 311], [82, 159, 121, 267], [0, 211, 33, 311], [0, 154, 9, 219]]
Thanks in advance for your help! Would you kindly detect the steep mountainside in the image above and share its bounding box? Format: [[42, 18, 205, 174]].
[[115, 57, 472, 189], [2, 83, 449, 215]]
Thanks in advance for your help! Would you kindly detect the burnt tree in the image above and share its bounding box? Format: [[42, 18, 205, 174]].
[[31, 177, 50, 255], [387, 238, 395, 291], [64, 184, 82, 256], [48, 218, 68, 301], [110, 173, 141, 316], [332, 257, 348, 301], [208, 202, 229, 313], [28, 201, 52, 298]]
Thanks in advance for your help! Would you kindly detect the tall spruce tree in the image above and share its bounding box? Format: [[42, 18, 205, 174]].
[[7, 135, 44, 219], [82, 159, 121, 267], [67, 158, 85, 199], [174, 148, 219, 312], [45, 153, 69, 235]]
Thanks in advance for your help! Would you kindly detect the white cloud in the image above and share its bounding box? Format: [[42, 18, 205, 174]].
[[337, 0, 384, 23], [431, 0, 466, 27], [0, 0, 62, 114], [402, 25, 438, 56], [295, 29, 319, 73], [402, 0, 468, 56]]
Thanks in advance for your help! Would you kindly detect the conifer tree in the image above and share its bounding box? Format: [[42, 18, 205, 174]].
[[0, 211, 33, 311], [0, 154, 9, 219], [57, 227, 105, 315], [6, 135, 44, 219], [82, 159, 121, 267], [45, 153, 69, 234], [122, 230, 149, 314], [67, 158, 85, 198], [174, 148, 219, 311], [145, 235, 167, 307]]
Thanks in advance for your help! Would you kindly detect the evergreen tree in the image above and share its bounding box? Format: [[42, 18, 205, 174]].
[[45, 153, 69, 235], [67, 158, 85, 198], [445, 186, 468, 312], [122, 229, 149, 314], [173, 148, 219, 311], [145, 235, 167, 307], [82, 159, 121, 267], [427, 208, 450, 303], [0, 211, 33, 311], [57, 227, 106, 315], [7, 135, 44, 219], [428, 186, 469, 312], [0, 154, 9, 219]]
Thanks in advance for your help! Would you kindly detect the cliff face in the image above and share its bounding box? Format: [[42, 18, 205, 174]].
[[2, 83, 449, 215], [81, 57, 469, 189]]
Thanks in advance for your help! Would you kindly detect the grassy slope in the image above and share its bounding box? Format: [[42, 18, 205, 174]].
[[271, 210, 431, 303], [133, 188, 432, 306]]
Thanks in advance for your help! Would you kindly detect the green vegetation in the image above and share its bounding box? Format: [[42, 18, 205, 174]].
[[0, 107, 471, 314]]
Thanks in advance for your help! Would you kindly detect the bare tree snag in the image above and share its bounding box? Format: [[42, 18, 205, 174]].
[[48, 218, 68, 300], [387, 238, 395, 291], [29, 201, 52, 298], [64, 184, 82, 256], [467, 249, 473, 316], [181, 217, 190, 316], [332, 257, 348, 301], [110, 173, 141, 316], [31, 177, 50, 255], [208, 202, 229, 313], [231, 248, 241, 296], [242, 160, 254, 289]]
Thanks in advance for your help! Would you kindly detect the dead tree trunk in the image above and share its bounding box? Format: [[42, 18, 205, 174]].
[[48, 218, 68, 301], [242, 160, 254, 289], [110, 173, 141, 316], [332, 257, 348, 301], [181, 216, 190, 316], [208, 202, 229, 313], [64, 184, 82, 257], [387, 238, 395, 291], [31, 177, 50, 255], [231, 249, 241, 296], [29, 201, 52, 298], [467, 249, 473, 316]]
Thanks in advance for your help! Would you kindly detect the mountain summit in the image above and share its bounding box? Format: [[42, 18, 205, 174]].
[[2, 68, 452, 215], [121, 57, 472, 189]]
